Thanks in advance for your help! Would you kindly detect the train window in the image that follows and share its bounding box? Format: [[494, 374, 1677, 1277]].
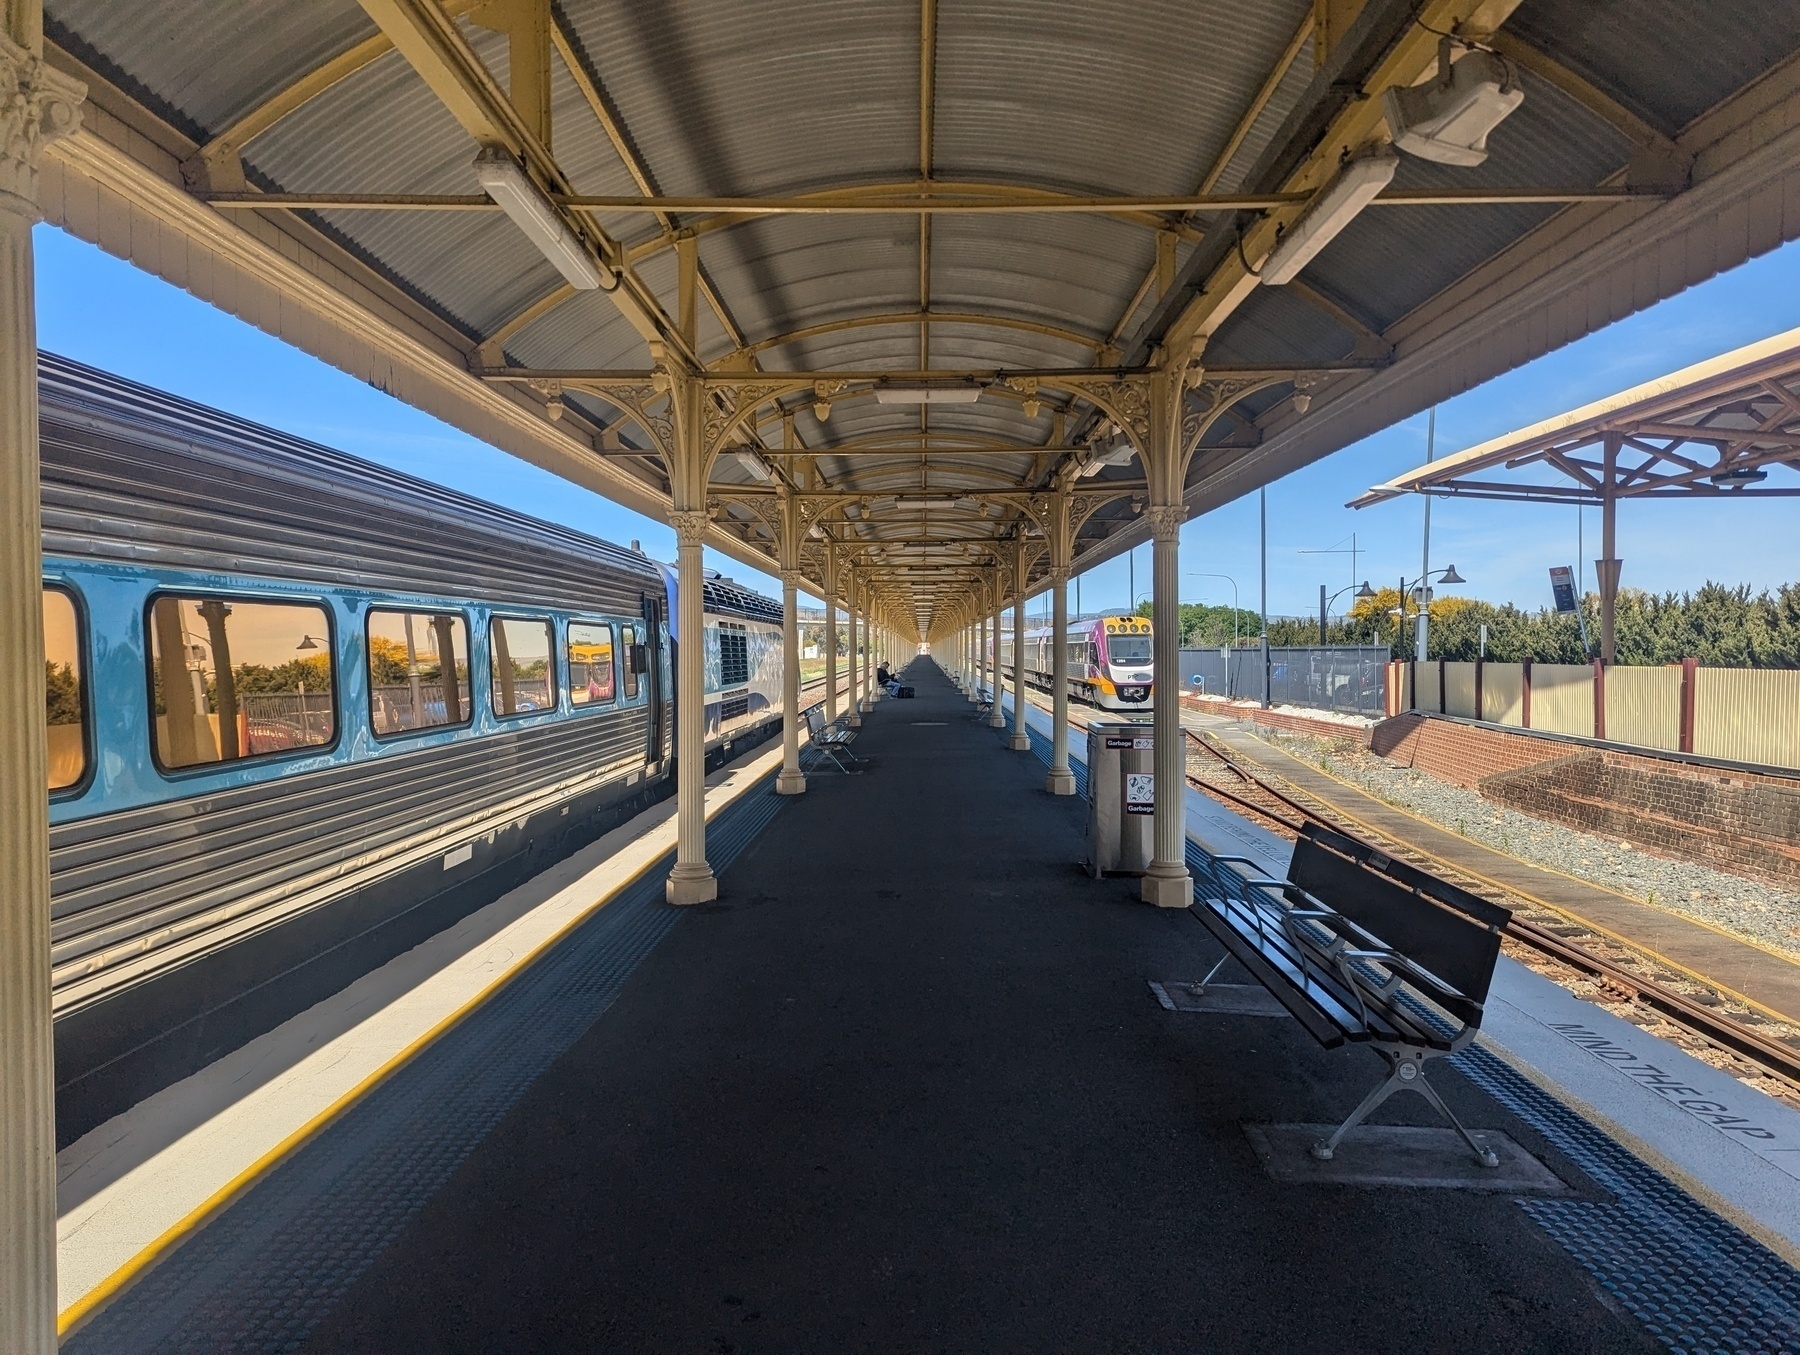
[[367, 609, 470, 736], [568, 622, 615, 707], [43, 586, 87, 792], [619, 623, 640, 699], [489, 616, 556, 717], [1108, 631, 1153, 664], [148, 595, 336, 770]]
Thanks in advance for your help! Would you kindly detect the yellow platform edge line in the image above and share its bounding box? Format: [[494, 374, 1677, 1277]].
[[56, 758, 782, 1339]]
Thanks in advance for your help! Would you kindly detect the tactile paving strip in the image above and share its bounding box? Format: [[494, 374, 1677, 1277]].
[[1453, 1046, 1800, 1354], [68, 780, 791, 1355], [1024, 722, 1088, 799]]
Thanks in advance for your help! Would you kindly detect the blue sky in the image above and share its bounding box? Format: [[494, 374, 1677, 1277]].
[[34, 224, 1800, 626]]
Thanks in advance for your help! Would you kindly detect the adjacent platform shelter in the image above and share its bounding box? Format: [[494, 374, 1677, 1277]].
[[1353, 323, 1800, 661]]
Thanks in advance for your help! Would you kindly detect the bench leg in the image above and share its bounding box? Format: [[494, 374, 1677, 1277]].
[[1187, 954, 1231, 995], [1310, 1050, 1498, 1168]]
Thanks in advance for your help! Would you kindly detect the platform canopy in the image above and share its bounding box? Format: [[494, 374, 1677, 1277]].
[[33, 0, 1800, 640], [1350, 323, 1800, 507]]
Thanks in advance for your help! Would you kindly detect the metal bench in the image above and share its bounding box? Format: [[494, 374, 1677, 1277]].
[[971, 684, 993, 719], [1189, 821, 1511, 1166], [801, 704, 863, 774]]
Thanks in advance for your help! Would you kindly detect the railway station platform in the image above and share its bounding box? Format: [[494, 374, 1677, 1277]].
[[61, 661, 1800, 1352]]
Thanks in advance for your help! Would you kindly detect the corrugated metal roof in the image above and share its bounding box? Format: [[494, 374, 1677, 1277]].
[[1303, 64, 1637, 331], [1508, 0, 1800, 135], [558, 0, 918, 197], [48, 0, 375, 140], [932, 0, 1312, 195]]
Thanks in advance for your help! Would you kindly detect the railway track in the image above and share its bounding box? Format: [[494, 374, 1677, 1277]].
[[1176, 725, 1800, 1099]]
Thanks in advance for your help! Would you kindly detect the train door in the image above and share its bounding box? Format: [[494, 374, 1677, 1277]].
[[640, 593, 667, 773]]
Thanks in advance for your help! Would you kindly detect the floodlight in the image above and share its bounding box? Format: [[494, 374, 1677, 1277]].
[[1381, 46, 1523, 168], [1710, 466, 1768, 486], [473, 148, 609, 290], [873, 383, 984, 405], [1261, 145, 1398, 286]]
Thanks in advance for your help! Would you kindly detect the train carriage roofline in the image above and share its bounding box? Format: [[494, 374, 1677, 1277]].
[[38, 351, 665, 613]]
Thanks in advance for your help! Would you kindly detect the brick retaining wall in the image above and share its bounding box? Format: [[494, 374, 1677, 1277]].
[[1370, 713, 1567, 786], [1370, 712, 1800, 888]]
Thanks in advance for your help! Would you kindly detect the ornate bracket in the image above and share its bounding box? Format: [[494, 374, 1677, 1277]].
[[0, 33, 85, 212], [1181, 374, 1290, 461]]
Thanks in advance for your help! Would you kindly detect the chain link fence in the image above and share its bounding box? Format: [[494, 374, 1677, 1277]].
[[1179, 646, 1389, 717]]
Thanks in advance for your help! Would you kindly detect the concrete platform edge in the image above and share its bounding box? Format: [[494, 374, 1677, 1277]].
[[1476, 958, 1800, 1267], [53, 737, 793, 1332]]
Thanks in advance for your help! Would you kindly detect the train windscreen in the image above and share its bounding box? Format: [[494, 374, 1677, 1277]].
[[1107, 633, 1152, 664]]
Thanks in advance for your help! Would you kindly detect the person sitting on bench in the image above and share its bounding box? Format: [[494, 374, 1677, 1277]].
[[876, 663, 901, 694]]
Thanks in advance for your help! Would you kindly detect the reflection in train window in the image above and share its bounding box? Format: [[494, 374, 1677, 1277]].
[[620, 623, 640, 700], [43, 585, 86, 791], [568, 622, 615, 707], [490, 616, 556, 717], [148, 595, 336, 770], [368, 609, 470, 736]]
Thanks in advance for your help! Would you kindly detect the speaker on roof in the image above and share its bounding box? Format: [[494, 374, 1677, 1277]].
[[1381, 43, 1523, 168]]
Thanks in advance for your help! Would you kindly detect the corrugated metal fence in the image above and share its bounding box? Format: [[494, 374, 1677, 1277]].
[[1399, 659, 1800, 772], [1181, 646, 1389, 717]]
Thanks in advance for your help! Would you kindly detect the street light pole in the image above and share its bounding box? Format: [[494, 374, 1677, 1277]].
[[1417, 405, 1436, 661], [1185, 572, 1240, 649], [1260, 486, 1270, 710]]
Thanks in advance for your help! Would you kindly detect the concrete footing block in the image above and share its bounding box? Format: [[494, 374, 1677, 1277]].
[[775, 770, 807, 795], [1140, 871, 1193, 909], [665, 867, 718, 905], [1008, 733, 1031, 751], [1045, 769, 1077, 795]]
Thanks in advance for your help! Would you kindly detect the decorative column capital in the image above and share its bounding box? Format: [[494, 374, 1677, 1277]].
[[669, 507, 710, 547], [779, 568, 802, 589], [1048, 565, 1072, 586], [0, 33, 85, 214], [1144, 504, 1187, 541]]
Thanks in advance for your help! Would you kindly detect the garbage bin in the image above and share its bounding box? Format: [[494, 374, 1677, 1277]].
[[1086, 719, 1154, 877]]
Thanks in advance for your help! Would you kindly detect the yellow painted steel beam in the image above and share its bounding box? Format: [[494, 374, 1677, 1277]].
[[1157, 0, 1528, 360], [1106, 9, 1315, 348], [1489, 30, 1683, 160], [200, 33, 396, 156], [733, 309, 1105, 359], [547, 12, 744, 348], [203, 184, 1661, 214], [353, 0, 682, 354]]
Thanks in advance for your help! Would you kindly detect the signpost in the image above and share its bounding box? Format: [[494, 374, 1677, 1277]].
[[1549, 565, 1592, 656]]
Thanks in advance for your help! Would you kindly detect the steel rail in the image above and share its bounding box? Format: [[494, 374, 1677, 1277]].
[[1178, 726, 1800, 1093]]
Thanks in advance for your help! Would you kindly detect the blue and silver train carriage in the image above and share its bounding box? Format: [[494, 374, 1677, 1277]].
[[35, 354, 791, 1145]]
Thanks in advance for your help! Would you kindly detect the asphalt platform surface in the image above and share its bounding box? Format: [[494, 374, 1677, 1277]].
[[302, 661, 1653, 1353]]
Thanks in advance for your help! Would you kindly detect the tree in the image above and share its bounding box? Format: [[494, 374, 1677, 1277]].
[[45, 661, 80, 725]]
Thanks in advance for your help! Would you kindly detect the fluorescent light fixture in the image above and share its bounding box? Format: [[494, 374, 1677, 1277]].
[[874, 383, 984, 405], [473, 148, 610, 290], [1260, 145, 1398, 286], [1382, 48, 1523, 168], [730, 448, 772, 482]]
